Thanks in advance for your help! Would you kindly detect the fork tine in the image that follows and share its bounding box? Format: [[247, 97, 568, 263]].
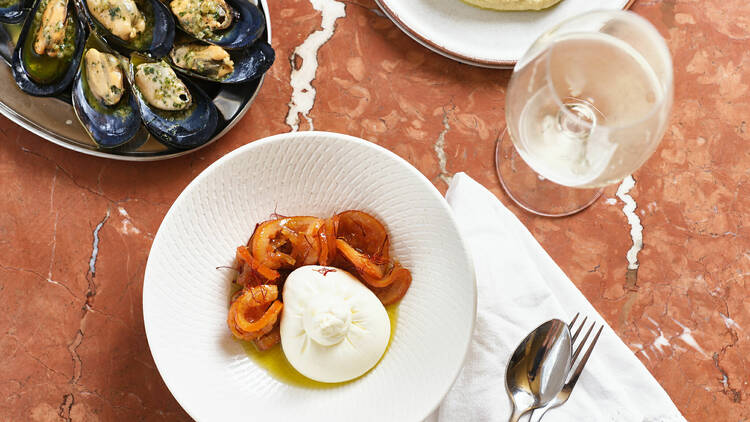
[[569, 313, 580, 328], [570, 316, 587, 344], [571, 320, 595, 363], [568, 325, 603, 385]]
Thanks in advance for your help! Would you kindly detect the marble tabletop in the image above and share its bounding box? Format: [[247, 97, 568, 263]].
[[1, 0, 747, 420]]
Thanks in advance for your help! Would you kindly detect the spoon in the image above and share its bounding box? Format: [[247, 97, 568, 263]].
[[505, 319, 572, 422]]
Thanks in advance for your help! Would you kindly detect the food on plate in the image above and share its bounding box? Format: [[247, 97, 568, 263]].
[[169, 0, 265, 50], [84, 48, 125, 106], [281, 266, 391, 383], [170, 0, 233, 39], [33, 0, 68, 57], [11, 0, 84, 96], [71, 34, 148, 149], [461, 0, 562, 11], [227, 211, 412, 382], [134, 61, 192, 110], [78, 0, 175, 58], [87, 0, 146, 41], [7, 0, 274, 153], [170, 44, 234, 79], [128, 54, 219, 149]]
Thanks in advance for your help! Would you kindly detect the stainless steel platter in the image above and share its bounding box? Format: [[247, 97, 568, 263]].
[[0, 0, 270, 161]]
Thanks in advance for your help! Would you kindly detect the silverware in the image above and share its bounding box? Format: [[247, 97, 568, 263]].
[[527, 314, 604, 422], [505, 319, 572, 422]]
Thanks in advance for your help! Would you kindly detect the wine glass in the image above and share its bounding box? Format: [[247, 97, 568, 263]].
[[495, 10, 673, 217]]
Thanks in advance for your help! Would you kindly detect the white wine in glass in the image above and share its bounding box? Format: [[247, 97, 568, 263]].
[[496, 10, 673, 216]]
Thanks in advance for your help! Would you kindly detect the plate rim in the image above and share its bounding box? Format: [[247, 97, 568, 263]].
[[374, 0, 636, 69], [0, 0, 271, 162], [142, 131, 479, 421]]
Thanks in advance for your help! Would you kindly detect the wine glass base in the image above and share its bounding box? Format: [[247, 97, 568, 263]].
[[495, 129, 603, 217]]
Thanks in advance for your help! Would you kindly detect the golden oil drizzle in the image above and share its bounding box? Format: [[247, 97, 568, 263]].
[[239, 304, 399, 389]]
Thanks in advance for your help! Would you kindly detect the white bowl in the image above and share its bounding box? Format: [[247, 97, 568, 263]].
[[143, 132, 477, 421]]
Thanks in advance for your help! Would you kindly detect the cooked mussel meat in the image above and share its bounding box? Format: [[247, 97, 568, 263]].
[[170, 0, 263, 50], [134, 61, 191, 110], [84, 48, 125, 105], [77, 0, 175, 58], [128, 54, 218, 149], [170, 0, 232, 39], [87, 0, 146, 41], [34, 0, 69, 57], [71, 35, 148, 149], [169, 44, 233, 80], [11, 0, 85, 96], [167, 38, 274, 84]]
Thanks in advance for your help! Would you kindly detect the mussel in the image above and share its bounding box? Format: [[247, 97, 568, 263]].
[[11, 0, 86, 96], [0, 0, 30, 24], [71, 34, 149, 148], [75, 0, 175, 58], [128, 53, 218, 149], [167, 37, 274, 83], [169, 0, 263, 50]]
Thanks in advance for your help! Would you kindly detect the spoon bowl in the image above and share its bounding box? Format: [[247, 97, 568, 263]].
[[505, 319, 572, 422]]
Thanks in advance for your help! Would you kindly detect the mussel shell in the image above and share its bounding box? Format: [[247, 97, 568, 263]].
[[168, 39, 274, 84], [71, 35, 148, 148], [128, 53, 218, 149], [0, 0, 30, 24], [173, 0, 264, 50], [0, 21, 14, 62], [75, 0, 174, 58], [10, 0, 86, 97]]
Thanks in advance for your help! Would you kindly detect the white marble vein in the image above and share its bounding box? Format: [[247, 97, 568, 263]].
[[616, 176, 643, 270], [285, 0, 346, 131]]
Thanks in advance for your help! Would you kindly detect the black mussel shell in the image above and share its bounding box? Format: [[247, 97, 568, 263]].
[[71, 34, 148, 148], [11, 0, 86, 96], [168, 39, 274, 84], [0, 0, 30, 24], [172, 0, 264, 50], [128, 53, 218, 149], [75, 0, 174, 58], [0, 22, 14, 62]]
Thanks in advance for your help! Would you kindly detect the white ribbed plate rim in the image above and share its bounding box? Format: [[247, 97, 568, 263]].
[[143, 131, 477, 422]]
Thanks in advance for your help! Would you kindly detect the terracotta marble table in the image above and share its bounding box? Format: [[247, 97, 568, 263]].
[[1, 0, 748, 420]]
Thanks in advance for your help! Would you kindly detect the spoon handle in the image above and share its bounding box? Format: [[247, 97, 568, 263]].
[[507, 408, 525, 422]]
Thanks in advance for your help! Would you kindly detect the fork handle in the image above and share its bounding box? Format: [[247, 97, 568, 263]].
[[528, 408, 543, 422]]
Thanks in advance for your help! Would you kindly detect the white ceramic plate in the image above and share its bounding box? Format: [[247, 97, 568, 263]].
[[143, 132, 477, 421], [375, 0, 632, 68]]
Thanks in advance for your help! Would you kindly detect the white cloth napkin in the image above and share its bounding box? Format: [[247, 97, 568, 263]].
[[425, 173, 685, 422]]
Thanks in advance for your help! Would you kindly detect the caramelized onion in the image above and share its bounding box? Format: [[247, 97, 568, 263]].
[[335, 238, 388, 280], [252, 325, 281, 351], [236, 245, 280, 285], [317, 218, 337, 266], [228, 285, 283, 340], [251, 217, 324, 269], [368, 266, 412, 305], [335, 211, 389, 259]]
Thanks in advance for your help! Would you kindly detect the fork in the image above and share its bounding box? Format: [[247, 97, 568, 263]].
[[526, 313, 603, 422]]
